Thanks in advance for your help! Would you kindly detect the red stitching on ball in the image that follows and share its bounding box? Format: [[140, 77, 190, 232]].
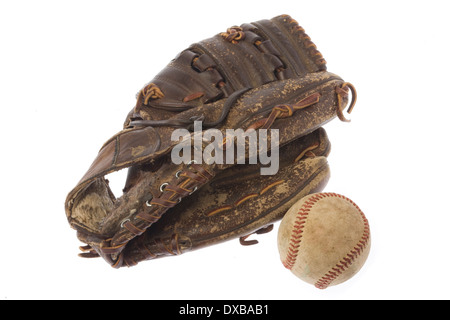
[[282, 193, 325, 269], [314, 194, 370, 289], [282, 193, 370, 289]]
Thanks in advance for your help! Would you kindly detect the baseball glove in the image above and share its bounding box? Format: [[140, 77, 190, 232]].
[[65, 14, 357, 268]]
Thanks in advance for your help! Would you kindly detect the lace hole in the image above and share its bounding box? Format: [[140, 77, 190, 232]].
[[187, 160, 197, 168], [145, 195, 153, 207], [189, 186, 198, 195], [120, 219, 130, 228], [160, 182, 169, 192]]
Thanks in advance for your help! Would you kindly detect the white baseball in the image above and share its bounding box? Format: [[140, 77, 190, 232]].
[[277, 192, 371, 289]]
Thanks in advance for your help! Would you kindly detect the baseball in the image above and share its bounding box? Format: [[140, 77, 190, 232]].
[[277, 192, 370, 289]]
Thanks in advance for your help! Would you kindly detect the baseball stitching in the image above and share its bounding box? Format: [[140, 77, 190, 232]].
[[282, 193, 370, 289]]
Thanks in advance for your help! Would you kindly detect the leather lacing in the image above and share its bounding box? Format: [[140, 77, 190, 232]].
[[128, 82, 356, 133], [335, 82, 357, 122], [79, 162, 215, 267], [221, 15, 327, 72], [134, 83, 164, 113], [281, 15, 327, 69], [220, 26, 246, 44]]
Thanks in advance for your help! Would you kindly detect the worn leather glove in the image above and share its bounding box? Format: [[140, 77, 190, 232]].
[[65, 14, 356, 268]]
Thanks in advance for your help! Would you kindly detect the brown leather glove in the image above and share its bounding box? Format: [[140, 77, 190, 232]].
[[65, 14, 356, 268]]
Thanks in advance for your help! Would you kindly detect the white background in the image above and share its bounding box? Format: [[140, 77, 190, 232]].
[[1, 0, 449, 300]]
